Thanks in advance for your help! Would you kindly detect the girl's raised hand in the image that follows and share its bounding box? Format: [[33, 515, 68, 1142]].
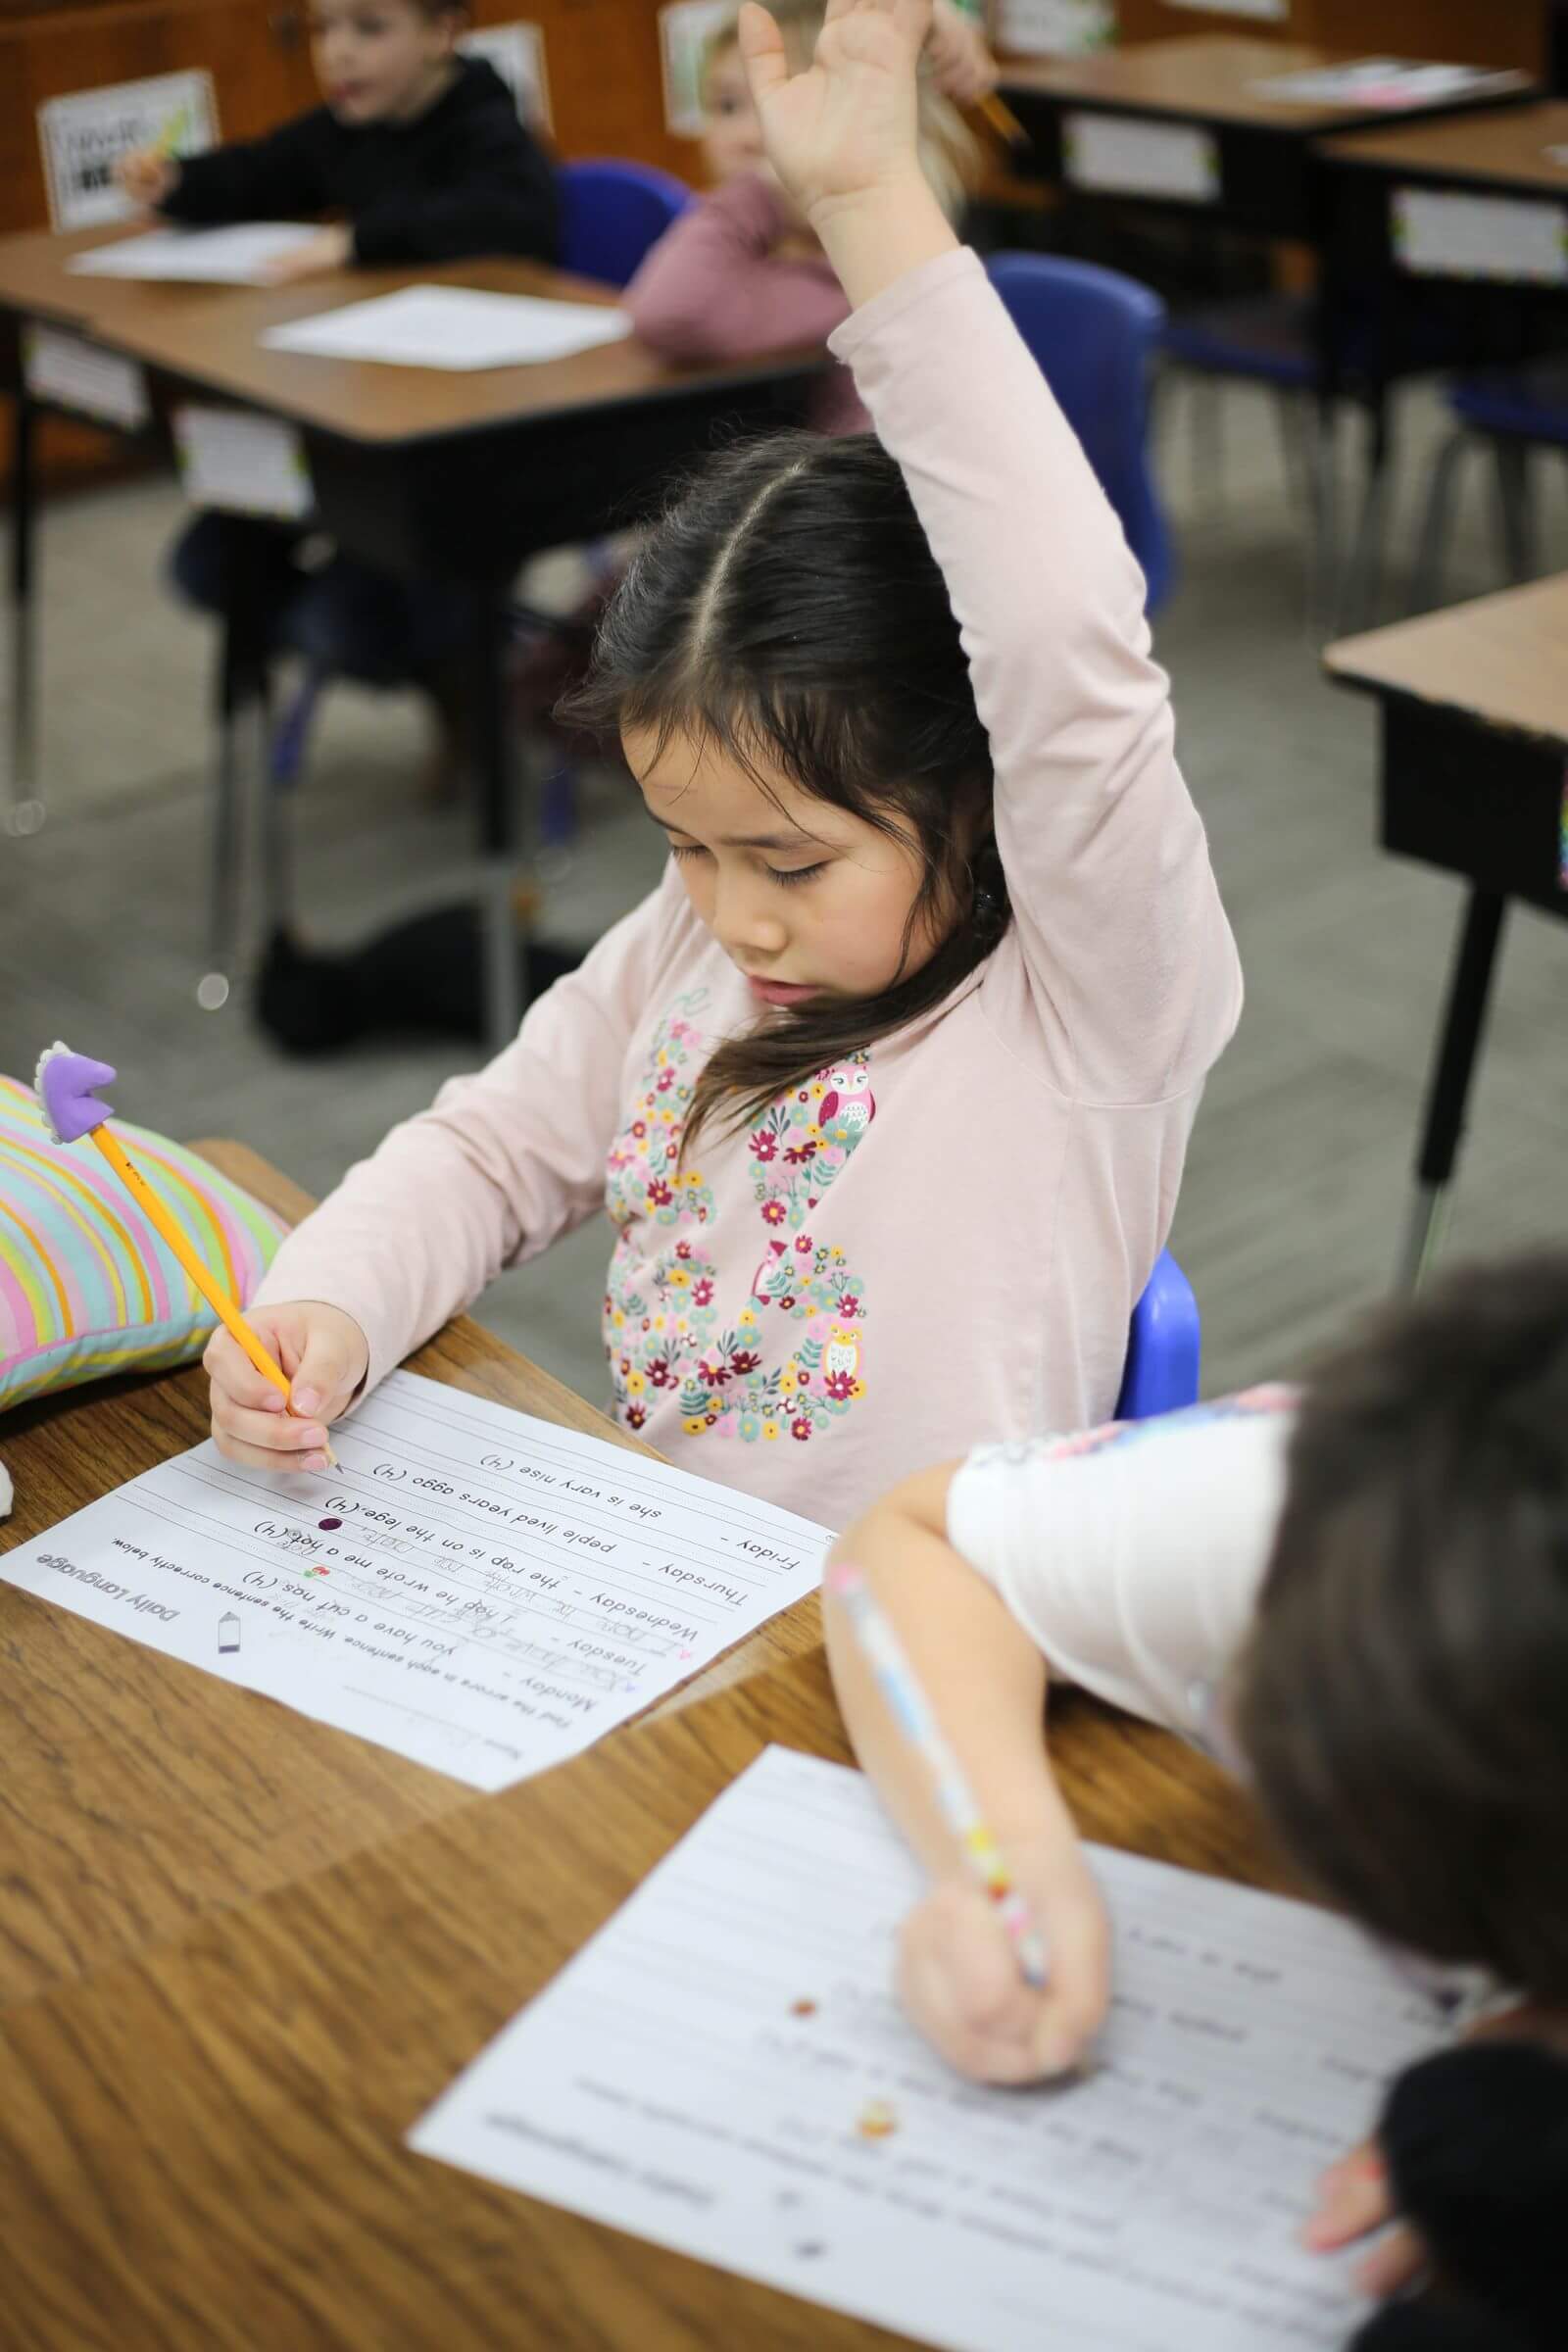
[[738, 0, 932, 228]]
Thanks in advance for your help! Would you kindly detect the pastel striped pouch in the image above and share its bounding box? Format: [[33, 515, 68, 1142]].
[[0, 1073, 286, 1412]]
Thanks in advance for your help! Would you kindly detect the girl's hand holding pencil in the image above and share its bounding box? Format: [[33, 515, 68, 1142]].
[[204, 1300, 368, 1475]]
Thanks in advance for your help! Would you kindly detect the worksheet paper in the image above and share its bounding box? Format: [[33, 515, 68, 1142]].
[[0, 1372, 829, 1788], [413, 1746, 1447, 2351], [261, 286, 632, 369], [68, 224, 322, 283], [1252, 60, 1520, 109]]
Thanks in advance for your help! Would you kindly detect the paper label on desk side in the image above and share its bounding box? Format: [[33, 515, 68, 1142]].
[[659, 0, 737, 137], [22, 325, 149, 431], [37, 71, 218, 233], [1062, 113, 1220, 204], [1392, 187, 1568, 284], [994, 0, 1114, 59], [0, 1371, 831, 1789], [259, 285, 633, 370], [411, 1743, 1451, 2352], [459, 23, 552, 130], [172, 405, 313, 519]]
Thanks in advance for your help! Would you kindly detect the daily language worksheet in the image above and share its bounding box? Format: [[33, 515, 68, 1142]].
[[414, 1746, 1448, 2352], [0, 1371, 830, 1786]]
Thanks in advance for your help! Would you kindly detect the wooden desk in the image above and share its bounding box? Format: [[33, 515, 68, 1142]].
[[997, 36, 1535, 240], [0, 227, 821, 1038], [1315, 105, 1568, 565], [1324, 573, 1568, 1287], [0, 1644, 1296, 2352], [0, 1139, 819, 2011]]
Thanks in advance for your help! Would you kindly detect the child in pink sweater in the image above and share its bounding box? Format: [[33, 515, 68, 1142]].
[[626, 0, 985, 432], [209, 0, 1242, 1533]]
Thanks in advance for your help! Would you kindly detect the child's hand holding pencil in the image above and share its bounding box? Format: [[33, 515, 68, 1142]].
[[827, 1557, 1111, 2083], [897, 1840, 1110, 2083]]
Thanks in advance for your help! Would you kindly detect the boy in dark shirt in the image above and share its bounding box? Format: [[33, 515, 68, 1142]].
[[115, 0, 560, 776], [118, 0, 558, 275]]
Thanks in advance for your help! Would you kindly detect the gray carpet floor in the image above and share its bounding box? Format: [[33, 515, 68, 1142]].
[[3, 380, 1566, 1413]]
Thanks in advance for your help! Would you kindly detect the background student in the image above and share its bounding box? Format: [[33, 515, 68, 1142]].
[[203, 0, 1238, 1528], [824, 1250, 1568, 2331], [625, 0, 986, 431], [115, 0, 560, 767]]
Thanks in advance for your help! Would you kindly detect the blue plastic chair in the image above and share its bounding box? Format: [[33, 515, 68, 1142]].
[[986, 251, 1174, 612], [1412, 358, 1568, 611], [1114, 1249, 1201, 1421], [559, 159, 694, 289]]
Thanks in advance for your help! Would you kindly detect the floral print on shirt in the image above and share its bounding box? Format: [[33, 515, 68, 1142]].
[[603, 994, 874, 1447]]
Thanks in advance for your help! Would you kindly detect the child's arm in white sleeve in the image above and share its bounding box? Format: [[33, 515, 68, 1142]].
[[825, 1463, 1111, 2082]]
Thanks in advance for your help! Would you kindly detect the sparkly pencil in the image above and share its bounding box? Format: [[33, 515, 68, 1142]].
[[827, 1558, 1050, 1986]]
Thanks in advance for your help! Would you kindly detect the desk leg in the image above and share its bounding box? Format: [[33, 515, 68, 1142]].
[[1396, 887, 1508, 1293], [6, 388, 44, 837], [473, 590, 523, 1050]]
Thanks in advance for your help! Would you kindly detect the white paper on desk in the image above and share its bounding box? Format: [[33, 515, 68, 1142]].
[[67, 223, 322, 284], [0, 1372, 830, 1788], [412, 1745, 1450, 2351], [260, 285, 633, 370], [1252, 60, 1520, 109]]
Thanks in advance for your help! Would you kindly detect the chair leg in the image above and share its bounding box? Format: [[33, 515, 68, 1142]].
[[1191, 375, 1224, 512], [1269, 386, 1308, 515], [1409, 429, 1469, 614], [202, 629, 270, 1013], [1492, 441, 1537, 583], [1335, 409, 1400, 635], [1307, 397, 1341, 636]]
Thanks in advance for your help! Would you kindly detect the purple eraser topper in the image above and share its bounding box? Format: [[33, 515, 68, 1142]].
[[34, 1041, 118, 1146]]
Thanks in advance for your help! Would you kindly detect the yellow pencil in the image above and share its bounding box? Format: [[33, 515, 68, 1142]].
[[978, 90, 1029, 147], [35, 1043, 335, 1467]]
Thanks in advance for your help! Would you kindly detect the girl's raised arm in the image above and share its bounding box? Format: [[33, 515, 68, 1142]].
[[744, 0, 1241, 1105]]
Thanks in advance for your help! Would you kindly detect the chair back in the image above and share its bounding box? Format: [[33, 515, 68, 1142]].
[[560, 159, 694, 289], [1115, 1249, 1200, 1420], [987, 251, 1174, 611]]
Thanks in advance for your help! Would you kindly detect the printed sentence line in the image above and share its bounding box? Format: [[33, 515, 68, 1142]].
[[126, 1484, 715, 1670], [370, 1376, 833, 1550], [128, 1487, 668, 1694], [168, 1458, 740, 1627], [341, 1410, 793, 1587]]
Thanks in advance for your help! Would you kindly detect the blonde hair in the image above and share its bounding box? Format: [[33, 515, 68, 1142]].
[[701, 0, 980, 223]]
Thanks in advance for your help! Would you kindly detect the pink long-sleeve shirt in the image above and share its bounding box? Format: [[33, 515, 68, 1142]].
[[255, 247, 1242, 1533], [624, 172, 868, 434]]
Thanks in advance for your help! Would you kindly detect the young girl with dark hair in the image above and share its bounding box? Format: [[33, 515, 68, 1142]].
[[824, 1248, 1568, 2343], [206, 0, 1240, 1528]]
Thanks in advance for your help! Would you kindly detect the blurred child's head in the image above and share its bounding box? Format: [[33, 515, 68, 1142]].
[[310, 0, 464, 124], [1236, 1252, 1568, 2005], [698, 0, 978, 222], [567, 431, 1004, 1146]]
